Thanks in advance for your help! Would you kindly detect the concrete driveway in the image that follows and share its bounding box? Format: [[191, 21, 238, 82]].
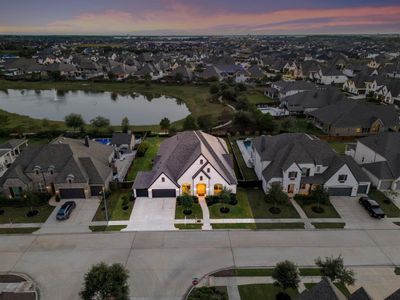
[[36, 198, 100, 234], [124, 197, 177, 231], [330, 196, 398, 229]]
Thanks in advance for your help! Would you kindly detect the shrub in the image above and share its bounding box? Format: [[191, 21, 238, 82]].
[[205, 195, 220, 206]]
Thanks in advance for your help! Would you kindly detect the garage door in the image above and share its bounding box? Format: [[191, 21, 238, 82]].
[[357, 185, 369, 194], [328, 187, 352, 196], [152, 189, 176, 198], [135, 189, 148, 197], [59, 188, 85, 199], [380, 181, 393, 190], [90, 186, 103, 196]]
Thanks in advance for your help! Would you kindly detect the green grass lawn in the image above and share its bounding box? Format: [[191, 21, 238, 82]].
[[329, 142, 347, 154], [334, 283, 351, 297], [239, 284, 299, 300], [230, 138, 258, 181], [209, 188, 253, 219], [394, 267, 400, 275], [224, 138, 244, 180], [92, 189, 134, 221], [312, 222, 346, 229], [246, 188, 300, 219], [188, 286, 228, 300], [89, 225, 127, 232], [0, 205, 55, 224], [0, 227, 40, 234], [213, 267, 321, 277], [211, 223, 304, 230], [175, 202, 203, 219], [276, 118, 324, 135], [126, 136, 164, 181], [246, 89, 277, 105], [368, 189, 400, 217], [297, 202, 341, 218], [175, 223, 203, 230]]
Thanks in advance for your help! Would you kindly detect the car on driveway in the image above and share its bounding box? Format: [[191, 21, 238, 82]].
[[359, 197, 385, 218], [56, 201, 76, 220]]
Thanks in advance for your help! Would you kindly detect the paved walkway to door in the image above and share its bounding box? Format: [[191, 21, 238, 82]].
[[198, 197, 211, 230]]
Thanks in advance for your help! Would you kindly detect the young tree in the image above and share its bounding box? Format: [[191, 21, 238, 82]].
[[311, 185, 329, 211], [90, 116, 111, 129], [219, 187, 232, 211], [197, 115, 215, 132], [181, 194, 194, 214], [65, 113, 85, 132], [80, 262, 130, 300], [272, 260, 300, 292], [267, 183, 289, 209], [315, 255, 355, 285], [159, 117, 171, 131], [183, 115, 198, 130], [121, 117, 130, 133]]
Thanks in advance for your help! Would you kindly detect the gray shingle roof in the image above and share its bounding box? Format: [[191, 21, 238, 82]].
[[296, 278, 347, 300], [111, 133, 134, 146], [133, 131, 237, 189], [349, 287, 373, 300], [0, 139, 27, 150], [308, 100, 399, 128]]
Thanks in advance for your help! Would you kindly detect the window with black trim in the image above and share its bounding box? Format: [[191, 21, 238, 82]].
[[161, 177, 165, 182], [338, 174, 347, 183], [288, 171, 297, 180]]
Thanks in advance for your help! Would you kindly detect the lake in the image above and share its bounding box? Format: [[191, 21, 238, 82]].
[[0, 89, 190, 125]]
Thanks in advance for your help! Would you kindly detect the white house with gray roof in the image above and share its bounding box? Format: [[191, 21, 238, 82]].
[[353, 132, 400, 191], [133, 131, 237, 198], [251, 133, 370, 197]]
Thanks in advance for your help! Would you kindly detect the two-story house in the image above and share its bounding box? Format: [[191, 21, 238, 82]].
[[133, 131, 237, 198], [353, 132, 400, 191], [251, 133, 370, 197]]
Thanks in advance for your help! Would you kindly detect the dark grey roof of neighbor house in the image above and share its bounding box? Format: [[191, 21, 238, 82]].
[[283, 87, 345, 112], [0, 139, 27, 149], [111, 133, 133, 146], [198, 65, 221, 79], [273, 80, 317, 94], [358, 132, 400, 179], [385, 288, 400, 300], [349, 287, 373, 300], [296, 277, 347, 300], [133, 131, 237, 190], [307, 100, 399, 128]]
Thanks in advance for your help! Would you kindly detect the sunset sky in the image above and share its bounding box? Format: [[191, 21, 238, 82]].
[[0, 0, 399, 35]]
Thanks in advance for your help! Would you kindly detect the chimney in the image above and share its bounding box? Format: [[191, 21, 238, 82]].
[[84, 136, 90, 147]]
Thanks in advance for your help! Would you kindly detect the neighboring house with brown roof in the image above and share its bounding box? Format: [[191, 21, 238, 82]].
[[252, 133, 370, 197], [0, 137, 114, 199], [133, 131, 237, 198], [307, 100, 399, 136]]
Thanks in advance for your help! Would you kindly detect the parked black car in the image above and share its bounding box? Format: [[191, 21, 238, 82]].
[[56, 201, 76, 220], [359, 197, 385, 218]]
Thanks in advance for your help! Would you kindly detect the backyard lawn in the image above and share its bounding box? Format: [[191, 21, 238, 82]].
[[126, 136, 164, 181], [276, 118, 324, 135], [92, 189, 134, 221], [175, 202, 203, 219], [368, 189, 400, 218], [0, 205, 54, 224], [328, 142, 347, 154], [239, 284, 299, 300], [246, 89, 277, 105]]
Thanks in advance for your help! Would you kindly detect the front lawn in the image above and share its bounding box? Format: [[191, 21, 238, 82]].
[[213, 267, 321, 277], [211, 223, 304, 230], [297, 201, 340, 218], [246, 188, 300, 219], [175, 202, 203, 219], [368, 189, 400, 218], [0, 205, 54, 224], [126, 136, 164, 181], [239, 284, 299, 300], [208, 188, 253, 219], [92, 189, 134, 221], [188, 286, 228, 300], [0, 227, 40, 234]]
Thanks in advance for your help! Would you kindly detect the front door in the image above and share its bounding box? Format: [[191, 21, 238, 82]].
[[288, 184, 295, 194], [196, 183, 206, 196]]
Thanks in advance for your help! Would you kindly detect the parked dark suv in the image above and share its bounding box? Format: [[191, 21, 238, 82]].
[[359, 197, 385, 218], [56, 201, 76, 220]]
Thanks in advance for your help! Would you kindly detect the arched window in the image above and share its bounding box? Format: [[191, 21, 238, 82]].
[[182, 183, 191, 195], [214, 184, 223, 195]]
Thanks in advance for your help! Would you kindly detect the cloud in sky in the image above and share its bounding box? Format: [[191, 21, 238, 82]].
[[0, 0, 399, 34]]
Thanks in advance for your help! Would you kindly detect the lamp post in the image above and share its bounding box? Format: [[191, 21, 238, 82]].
[[99, 188, 108, 222]]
